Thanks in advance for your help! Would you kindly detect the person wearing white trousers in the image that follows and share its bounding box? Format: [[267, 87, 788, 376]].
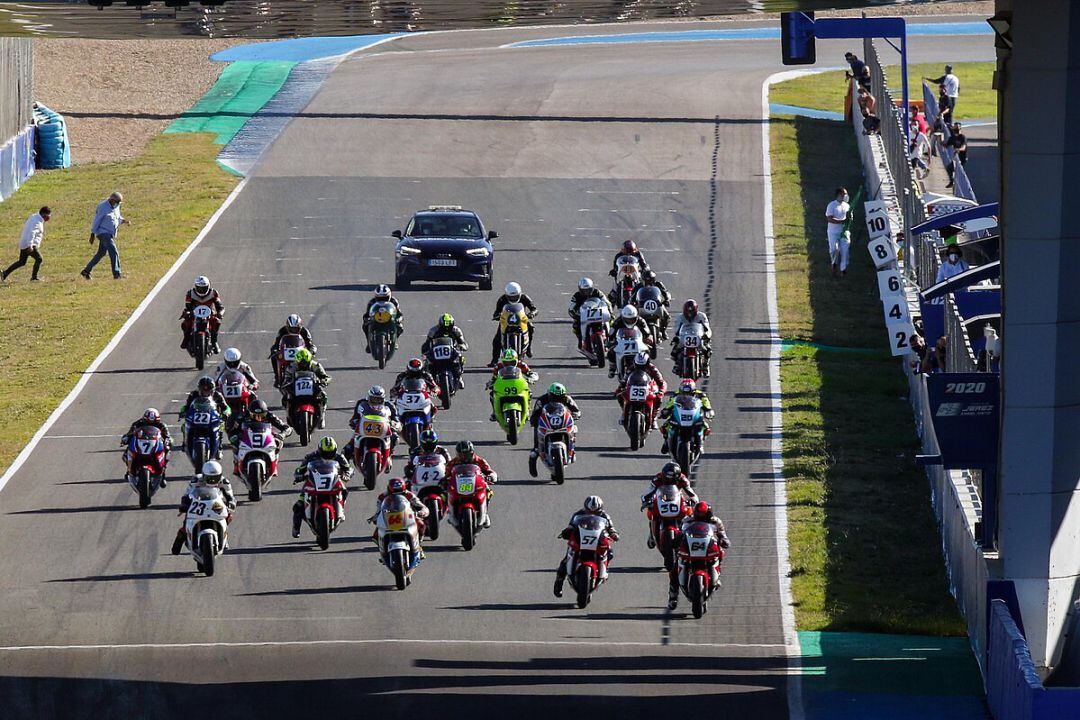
[[825, 187, 851, 276]]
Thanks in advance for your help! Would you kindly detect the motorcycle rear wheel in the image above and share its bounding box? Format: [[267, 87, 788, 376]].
[[576, 565, 593, 609]]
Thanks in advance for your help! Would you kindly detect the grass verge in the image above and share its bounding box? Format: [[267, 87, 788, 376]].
[[770, 61, 995, 121], [0, 133, 238, 474], [770, 109, 965, 635]]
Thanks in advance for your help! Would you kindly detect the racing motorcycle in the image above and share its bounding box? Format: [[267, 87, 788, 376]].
[[425, 337, 462, 410], [610, 255, 641, 308], [183, 399, 222, 472], [184, 484, 230, 577], [491, 364, 531, 445], [674, 322, 707, 381], [643, 483, 691, 571], [273, 333, 305, 388], [367, 300, 400, 370], [563, 514, 614, 609], [300, 458, 348, 550], [218, 368, 254, 435], [633, 284, 667, 350], [573, 296, 611, 368], [394, 377, 435, 451], [611, 325, 649, 382], [676, 520, 726, 619], [666, 393, 708, 474], [285, 370, 319, 446], [233, 421, 279, 501], [185, 304, 215, 370], [375, 494, 423, 590], [619, 369, 663, 450], [497, 301, 531, 358], [410, 451, 448, 541], [353, 411, 396, 490], [445, 462, 490, 551], [528, 401, 575, 485], [124, 425, 168, 508]]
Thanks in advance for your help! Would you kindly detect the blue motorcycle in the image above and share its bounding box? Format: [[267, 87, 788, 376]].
[[394, 377, 435, 452], [666, 395, 706, 474], [184, 399, 223, 472]]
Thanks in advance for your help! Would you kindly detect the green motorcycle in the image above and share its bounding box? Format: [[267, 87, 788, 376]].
[[490, 365, 532, 445]]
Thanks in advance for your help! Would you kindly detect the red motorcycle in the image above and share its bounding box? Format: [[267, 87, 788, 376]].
[[218, 368, 254, 433], [124, 426, 169, 508], [643, 483, 691, 571], [619, 369, 662, 450], [273, 333, 305, 388], [409, 451, 448, 541], [285, 370, 319, 446], [445, 463, 490, 551], [301, 459, 348, 550], [676, 520, 726, 619], [563, 514, 614, 609]]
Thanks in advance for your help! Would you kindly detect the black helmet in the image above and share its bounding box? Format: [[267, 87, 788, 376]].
[[420, 429, 439, 452], [456, 440, 475, 461], [642, 269, 657, 284], [661, 461, 681, 481], [250, 399, 268, 421], [622, 240, 638, 254], [197, 376, 214, 395]]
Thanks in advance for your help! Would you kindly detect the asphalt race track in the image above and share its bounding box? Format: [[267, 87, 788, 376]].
[[0, 22, 992, 719]]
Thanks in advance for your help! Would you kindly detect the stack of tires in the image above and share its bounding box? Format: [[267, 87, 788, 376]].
[[33, 102, 71, 170]]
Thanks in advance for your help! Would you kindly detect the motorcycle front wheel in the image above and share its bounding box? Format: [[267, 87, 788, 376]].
[[460, 507, 476, 551], [424, 497, 441, 541], [247, 462, 264, 502], [392, 549, 408, 590], [200, 533, 217, 577], [137, 467, 152, 509], [363, 452, 377, 490], [576, 565, 593, 609], [315, 506, 331, 550], [691, 574, 707, 619]]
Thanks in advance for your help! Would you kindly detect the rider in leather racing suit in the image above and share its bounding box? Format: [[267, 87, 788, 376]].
[[444, 441, 498, 528], [606, 305, 655, 377], [404, 429, 452, 482], [291, 437, 353, 538], [567, 277, 611, 346], [179, 275, 224, 354], [608, 240, 651, 277], [121, 408, 173, 484], [632, 270, 672, 339], [528, 383, 581, 460], [615, 351, 667, 425], [228, 399, 291, 452], [670, 299, 714, 377], [487, 348, 537, 421], [363, 285, 404, 353], [553, 495, 620, 597], [658, 379, 715, 454], [343, 385, 401, 464], [215, 347, 259, 389], [269, 314, 316, 385], [641, 461, 700, 548], [668, 501, 731, 610], [490, 281, 538, 363], [170, 460, 236, 554], [369, 477, 430, 557], [281, 348, 331, 430], [392, 358, 442, 398]]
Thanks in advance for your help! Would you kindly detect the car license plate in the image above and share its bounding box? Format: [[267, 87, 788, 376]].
[[428, 258, 457, 267]]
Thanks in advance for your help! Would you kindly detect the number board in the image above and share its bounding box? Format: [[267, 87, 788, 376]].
[[876, 268, 905, 300], [886, 319, 917, 357], [863, 200, 892, 240], [867, 235, 898, 270], [883, 297, 910, 325]]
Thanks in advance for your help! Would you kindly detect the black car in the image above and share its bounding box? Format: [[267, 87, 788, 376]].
[[393, 206, 497, 290]]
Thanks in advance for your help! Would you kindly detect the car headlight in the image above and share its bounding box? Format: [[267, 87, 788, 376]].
[[397, 246, 421, 256], [466, 248, 490, 257]]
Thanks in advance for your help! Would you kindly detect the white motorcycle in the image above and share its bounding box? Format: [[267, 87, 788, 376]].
[[410, 452, 448, 541], [675, 322, 707, 380], [612, 326, 649, 381], [375, 494, 423, 590], [184, 485, 230, 576], [233, 421, 282, 502], [573, 297, 612, 367]]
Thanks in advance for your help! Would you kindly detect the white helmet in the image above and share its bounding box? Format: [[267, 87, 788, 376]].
[[193, 275, 211, 297], [584, 495, 604, 513], [578, 277, 594, 291], [286, 313, 302, 329], [201, 460, 223, 484], [223, 347, 241, 366], [620, 305, 639, 322], [505, 281, 522, 299], [375, 284, 392, 300]]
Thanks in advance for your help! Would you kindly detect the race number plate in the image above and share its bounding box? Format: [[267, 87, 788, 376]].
[[456, 476, 476, 495], [192, 305, 212, 319], [222, 384, 243, 398], [629, 385, 648, 402], [294, 377, 315, 396], [432, 344, 453, 361]]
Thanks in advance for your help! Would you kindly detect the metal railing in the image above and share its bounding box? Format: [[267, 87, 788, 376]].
[[945, 294, 977, 373]]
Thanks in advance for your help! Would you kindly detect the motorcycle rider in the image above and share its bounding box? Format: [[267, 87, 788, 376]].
[[344, 385, 401, 463], [179, 275, 224, 354], [392, 357, 442, 399], [281, 348, 331, 430], [444, 440, 498, 528], [553, 495, 620, 598], [606, 305, 655, 378], [633, 269, 672, 339], [568, 277, 612, 347], [363, 284, 404, 354], [215, 347, 259, 390], [616, 351, 667, 425], [490, 281, 538, 364], [404, 429, 452, 483], [659, 378, 715, 454], [608, 240, 651, 277], [641, 461, 700, 548], [529, 382, 582, 460], [421, 313, 469, 388], [487, 348, 538, 421], [121, 408, 173, 485], [269, 314, 316, 385], [179, 375, 232, 421], [228, 399, 292, 452], [291, 436, 353, 538], [670, 299, 713, 378], [668, 501, 731, 611], [369, 477, 430, 557], [170, 460, 236, 555]]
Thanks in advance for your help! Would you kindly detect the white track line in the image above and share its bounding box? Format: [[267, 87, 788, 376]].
[[0, 638, 790, 652], [0, 178, 249, 499], [762, 68, 833, 720]]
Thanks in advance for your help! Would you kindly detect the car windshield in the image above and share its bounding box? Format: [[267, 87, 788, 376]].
[[407, 214, 482, 239]]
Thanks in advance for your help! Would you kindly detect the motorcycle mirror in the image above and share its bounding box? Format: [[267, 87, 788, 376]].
[[487, 230, 499, 241], [391, 230, 403, 239]]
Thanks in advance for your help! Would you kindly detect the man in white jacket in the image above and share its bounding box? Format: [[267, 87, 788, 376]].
[[2, 206, 50, 282]]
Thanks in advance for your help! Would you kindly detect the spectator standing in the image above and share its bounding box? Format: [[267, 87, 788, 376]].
[[920, 335, 948, 374], [857, 64, 872, 90], [924, 64, 960, 123], [936, 246, 970, 283], [81, 191, 130, 280], [910, 104, 929, 136], [844, 52, 867, 81], [857, 87, 877, 117], [2, 206, 50, 282], [825, 187, 851, 277], [944, 122, 968, 188]]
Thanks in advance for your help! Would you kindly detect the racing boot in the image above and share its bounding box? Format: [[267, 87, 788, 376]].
[[171, 527, 186, 555], [667, 583, 679, 611], [291, 501, 304, 538], [180, 333, 189, 350], [553, 565, 566, 598], [647, 529, 656, 550]]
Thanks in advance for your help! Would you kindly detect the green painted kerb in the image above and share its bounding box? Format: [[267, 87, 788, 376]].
[[166, 61, 297, 145]]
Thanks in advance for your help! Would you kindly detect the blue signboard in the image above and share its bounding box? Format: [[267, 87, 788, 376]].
[[926, 372, 1000, 468]]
